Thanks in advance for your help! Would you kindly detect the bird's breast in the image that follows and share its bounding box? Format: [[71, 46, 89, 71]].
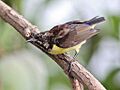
[[49, 40, 86, 55]]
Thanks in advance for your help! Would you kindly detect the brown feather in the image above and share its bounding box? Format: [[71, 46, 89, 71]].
[[56, 24, 99, 48], [48, 16, 105, 48]]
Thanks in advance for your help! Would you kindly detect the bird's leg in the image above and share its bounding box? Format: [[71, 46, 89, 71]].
[[67, 49, 79, 74], [73, 49, 79, 59], [67, 50, 79, 75], [67, 57, 76, 78]]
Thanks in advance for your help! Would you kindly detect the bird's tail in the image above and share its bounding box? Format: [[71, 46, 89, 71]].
[[85, 16, 105, 25]]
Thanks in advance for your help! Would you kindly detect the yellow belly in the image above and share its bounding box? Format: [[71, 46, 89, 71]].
[[49, 40, 86, 55]]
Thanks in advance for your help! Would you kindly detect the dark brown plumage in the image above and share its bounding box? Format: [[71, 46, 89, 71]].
[[49, 16, 105, 48]]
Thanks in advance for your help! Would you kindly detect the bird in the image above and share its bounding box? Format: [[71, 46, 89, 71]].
[[28, 16, 105, 58], [47, 16, 105, 58]]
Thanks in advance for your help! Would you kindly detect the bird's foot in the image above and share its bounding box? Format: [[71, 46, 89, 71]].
[[73, 51, 78, 59], [67, 59, 76, 77]]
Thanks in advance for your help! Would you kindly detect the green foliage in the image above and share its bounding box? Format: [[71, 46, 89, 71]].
[[3, 0, 22, 11], [81, 35, 101, 64], [0, 22, 26, 55], [0, 51, 48, 90], [103, 68, 120, 90], [106, 15, 120, 39]]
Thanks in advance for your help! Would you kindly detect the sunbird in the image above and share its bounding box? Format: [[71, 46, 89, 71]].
[[48, 16, 105, 57], [28, 16, 105, 57]]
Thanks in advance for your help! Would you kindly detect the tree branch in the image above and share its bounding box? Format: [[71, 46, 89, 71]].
[[70, 78, 84, 90], [0, 1, 106, 90]]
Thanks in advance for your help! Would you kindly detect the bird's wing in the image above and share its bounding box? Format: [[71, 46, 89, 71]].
[[49, 16, 104, 48], [56, 25, 99, 48]]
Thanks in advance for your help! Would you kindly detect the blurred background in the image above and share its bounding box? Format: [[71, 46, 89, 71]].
[[0, 0, 120, 90]]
